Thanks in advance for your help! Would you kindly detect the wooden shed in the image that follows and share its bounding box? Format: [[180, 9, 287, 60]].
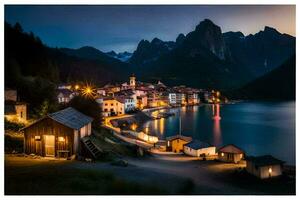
[[184, 140, 216, 157], [166, 135, 192, 153], [218, 144, 245, 163], [21, 107, 93, 158], [246, 155, 285, 179]]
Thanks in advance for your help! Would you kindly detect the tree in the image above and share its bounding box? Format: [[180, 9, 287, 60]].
[[68, 95, 101, 127], [14, 22, 23, 33]]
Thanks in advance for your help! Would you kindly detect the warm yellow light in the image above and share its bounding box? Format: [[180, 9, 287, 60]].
[[221, 152, 224, 157], [145, 127, 149, 133], [240, 154, 243, 159], [58, 137, 65, 142], [167, 141, 170, 147], [268, 167, 272, 173], [75, 85, 80, 90], [131, 123, 137, 131], [81, 84, 96, 98], [34, 136, 41, 140]]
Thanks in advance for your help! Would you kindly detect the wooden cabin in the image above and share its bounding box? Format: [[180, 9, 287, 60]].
[[21, 107, 93, 158], [166, 135, 192, 153], [184, 140, 216, 157], [245, 155, 285, 179], [218, 144, 245, 163]]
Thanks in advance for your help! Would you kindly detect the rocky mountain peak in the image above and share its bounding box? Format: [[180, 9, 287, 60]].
[[264, 26, 280, 34], [176, 33, 185, 45], [186, 19, 227, 60]]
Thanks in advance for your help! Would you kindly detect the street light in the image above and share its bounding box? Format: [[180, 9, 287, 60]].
[[81, 84, 96, 98]]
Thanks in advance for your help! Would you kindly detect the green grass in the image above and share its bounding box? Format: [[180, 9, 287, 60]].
[[5, 156, 166, 195]]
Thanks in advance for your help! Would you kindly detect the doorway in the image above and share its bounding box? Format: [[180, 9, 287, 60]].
[[44, 135, 55, 157]]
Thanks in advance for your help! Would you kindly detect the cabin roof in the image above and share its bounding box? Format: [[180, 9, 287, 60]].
[[21, 107, 93, 131], [185, 140, 213, 150], [166, 134, 192, 142], [48, 107, 93, 130], [245, 155, 284, 167], [218, 144, 244, 154]]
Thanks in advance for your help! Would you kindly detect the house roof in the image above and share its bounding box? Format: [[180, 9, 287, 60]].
[[166, 134, 192, 142], [48, 107, 93, 130], [218, 144, 244, 154], [57, 89, 73, 97], [184, 140, 213, 150], [21, 107, 93, 131], [245, 155, 285, 167]]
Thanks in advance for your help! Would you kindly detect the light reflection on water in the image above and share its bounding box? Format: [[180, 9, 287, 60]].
[[144, 102, 295, 165]]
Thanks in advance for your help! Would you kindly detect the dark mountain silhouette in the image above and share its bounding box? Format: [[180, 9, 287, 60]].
[[236, 55, 295, 100], [223, 26, 295, 77], [5, 22, 129, 112], [5, 22, 129, 87], [128, 19, 295, 90], [129, 38, 176, 68], [5, 19, 295, 95], [129, 19, 250, 89]]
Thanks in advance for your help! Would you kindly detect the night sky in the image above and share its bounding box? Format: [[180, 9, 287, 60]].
[[5, 5, 295, 53]]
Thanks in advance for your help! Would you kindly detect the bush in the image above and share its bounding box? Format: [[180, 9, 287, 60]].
[[4, 118, 25, 131]]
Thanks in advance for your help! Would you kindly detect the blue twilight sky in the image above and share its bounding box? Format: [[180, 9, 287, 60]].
[[5, 5, 295, 53]]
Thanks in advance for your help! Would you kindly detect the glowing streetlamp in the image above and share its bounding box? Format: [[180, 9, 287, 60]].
[[81, 84, 96, 98]]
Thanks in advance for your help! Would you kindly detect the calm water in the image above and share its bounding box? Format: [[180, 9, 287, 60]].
[[143, 102, 295, 165]]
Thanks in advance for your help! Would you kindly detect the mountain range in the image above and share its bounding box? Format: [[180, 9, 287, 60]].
[[128, 19, 295, 89], [5, 19, 296, 100], [106, 51, 132, 62]]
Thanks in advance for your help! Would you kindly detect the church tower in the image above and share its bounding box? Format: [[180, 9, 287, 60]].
[[130, 74, 136, 89]]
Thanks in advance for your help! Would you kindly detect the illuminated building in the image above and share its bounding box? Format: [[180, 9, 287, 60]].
[[183, 140, 216, 157], [245, 155, 285, 179], [21, 107, 93, 158], [217, 144, 245, 163], [166, 135, 192, 153], [57, 89, 75, 104]]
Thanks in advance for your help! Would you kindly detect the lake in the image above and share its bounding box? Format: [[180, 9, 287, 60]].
[[143, 102, 295, 165]]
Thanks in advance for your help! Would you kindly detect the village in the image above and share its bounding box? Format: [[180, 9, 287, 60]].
[[4, 75, 295, 194]]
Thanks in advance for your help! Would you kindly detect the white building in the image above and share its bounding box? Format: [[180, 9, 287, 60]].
[[168, 93, 177, 104], [184, 140, 216, 157], [115, 96, 136, 112], [96, 88, 106, 96], [57, 89, 75, 104], [168, 93, 186, 105], [245, 155, 285, 179]]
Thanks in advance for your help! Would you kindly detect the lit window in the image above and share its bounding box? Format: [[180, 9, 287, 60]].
[[221, 152, 224, 157], [34, 136, 41, 140], [240, 154, 243, 159], [58, 137, 65, 142], [268, 167, 272, 173]]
